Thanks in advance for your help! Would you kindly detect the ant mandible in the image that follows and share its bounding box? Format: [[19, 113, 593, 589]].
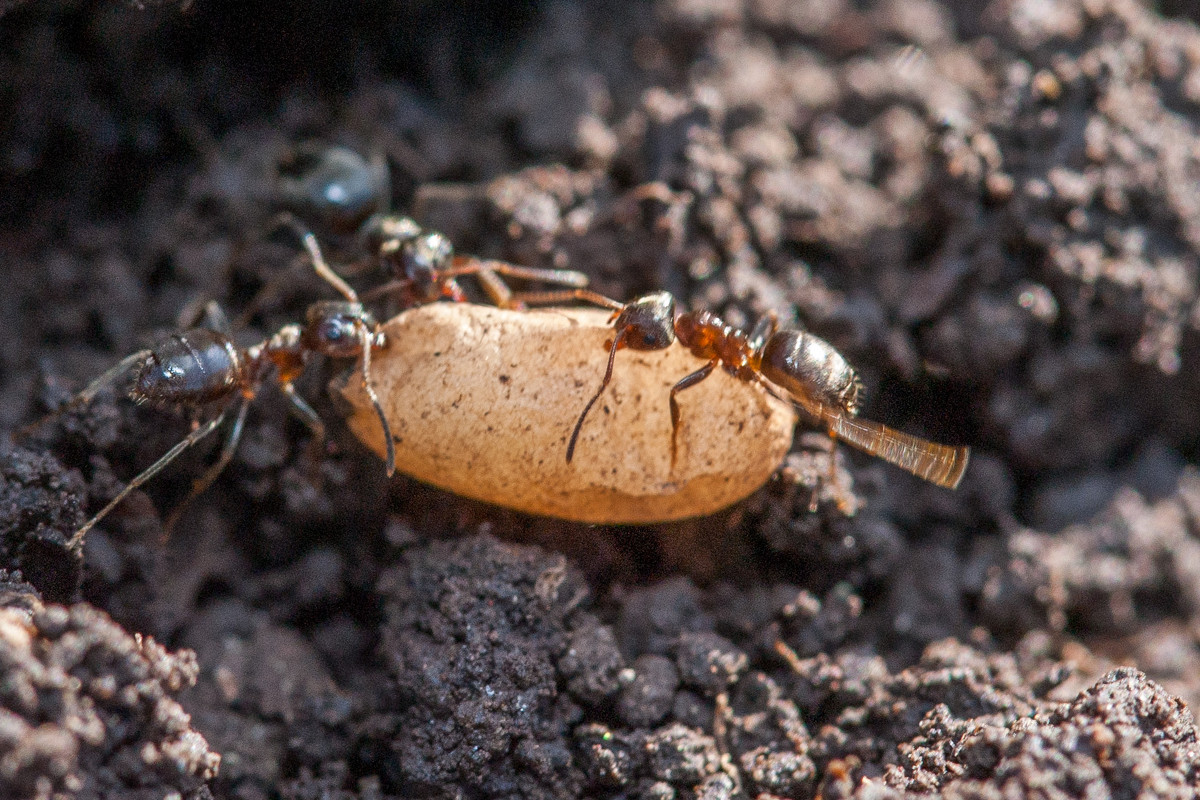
[[29, 226, 396, 552], [560, 291, 970, 489]]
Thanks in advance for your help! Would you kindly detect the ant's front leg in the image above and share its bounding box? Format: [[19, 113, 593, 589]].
[[667, 359, 718, 469]]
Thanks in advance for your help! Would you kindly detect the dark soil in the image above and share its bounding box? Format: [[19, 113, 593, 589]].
[[3, 0, 1200, 797]]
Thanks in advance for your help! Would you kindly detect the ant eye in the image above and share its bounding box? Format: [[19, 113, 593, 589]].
[[313, 317, 364, 358], [643, 333, 656, 346], [319, 320, 345, 343]]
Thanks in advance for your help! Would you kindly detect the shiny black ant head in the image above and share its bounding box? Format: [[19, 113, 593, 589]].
[[303, 301, 376, 359], [614, 291, 676, 351], [278, 144, 390, 235]]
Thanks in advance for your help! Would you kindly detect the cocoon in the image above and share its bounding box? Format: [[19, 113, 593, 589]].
[[337, 303, 797, 523]]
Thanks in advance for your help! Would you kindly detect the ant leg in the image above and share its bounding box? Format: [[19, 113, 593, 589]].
[[274, 211, 360, 303], [751, 373, 795, 408], [163, 398, 252, 536], [511, 289, 625, 312], [357, 322, 396, 476], [74, 350, 153, 407], [668, 359, 718, 468], [280, 382, 328, 479], [69, 410, 228, 551], [442, 255, 589, 289], [280, 383, 327, 443], [825, 427, 844, 506], [440, 277, 468, 303], [473, 268, 517, 309], [360, 278, 411, 304], [200, 301, 233, 336], [16, 349, 153, 440], [747, 311, 778, 353], [566, 328, 629, 463]]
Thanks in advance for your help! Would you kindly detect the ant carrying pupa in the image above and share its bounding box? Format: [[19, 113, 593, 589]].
[[24, 226, 396, 552], [564, 291, 970, 489]]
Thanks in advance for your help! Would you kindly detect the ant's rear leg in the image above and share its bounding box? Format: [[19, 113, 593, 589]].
[[200, 301, 233, 336], [17, 347, 154, 441], [474, 268, 515, 308], [70, 410, 228, 551], [823, 428, 852, 513], [444, 256, 588, 309], [668, 359, 718, 469], [176, 298, 234, 335], [71, 350, 153, 409], [163, 398, 252, 536], [747, 311, 778, 353]]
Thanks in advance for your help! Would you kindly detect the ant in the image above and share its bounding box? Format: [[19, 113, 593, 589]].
[[277, 143, 591, 311], [356, 214, 594, 309], [26, 226, 396, 552], [561, 291, 970, 489]]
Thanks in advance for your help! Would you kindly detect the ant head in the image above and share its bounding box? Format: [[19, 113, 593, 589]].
[[615, 291, 676, 351], [362, 214, 421, 256], [304, 301, 376, 358], [278, 144, 390, 235], [398, 231, 454, 298]]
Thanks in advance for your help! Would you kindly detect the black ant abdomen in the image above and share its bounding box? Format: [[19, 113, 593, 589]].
[[278, 144, 390, 236], [759, 330, 862, 416], [132, 329, 244, 408]]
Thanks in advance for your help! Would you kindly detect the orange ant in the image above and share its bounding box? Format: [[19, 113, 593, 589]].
[[561, 291, 970, 489], [26, 227, 396, 552]]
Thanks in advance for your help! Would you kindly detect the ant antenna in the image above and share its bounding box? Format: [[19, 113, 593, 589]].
[[566, 327, 628, 463], [564, 291, 678, 462], [357, 322, 395, 476]]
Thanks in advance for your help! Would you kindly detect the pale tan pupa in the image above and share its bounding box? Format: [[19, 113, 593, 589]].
[[337, 303, 797, 523]]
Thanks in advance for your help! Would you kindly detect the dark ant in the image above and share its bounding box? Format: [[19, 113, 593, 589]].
[[277, 143, 591, 310], [562, 291, 970, 489], [357, 215, 592, 309], [28, 228, 395, 552]]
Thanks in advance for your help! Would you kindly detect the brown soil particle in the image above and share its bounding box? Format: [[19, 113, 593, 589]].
[[0, 590, 217, 799]]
